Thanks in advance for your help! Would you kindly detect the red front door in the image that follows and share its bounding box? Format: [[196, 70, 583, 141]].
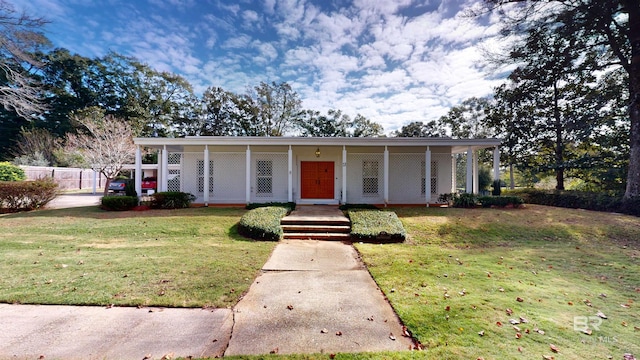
[[301, 161, 334, 199]]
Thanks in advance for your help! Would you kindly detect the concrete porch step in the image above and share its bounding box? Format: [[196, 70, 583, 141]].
[[283, 232, 352, 241], [281, 224, 351, 233], [280, 218, 351, 226]]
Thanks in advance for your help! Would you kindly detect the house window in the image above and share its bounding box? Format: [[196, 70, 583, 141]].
[[197, 160, 214, 193], [256, 160, 273, 195], [362, 160, 379, 195], [421, 161, 438, 194]]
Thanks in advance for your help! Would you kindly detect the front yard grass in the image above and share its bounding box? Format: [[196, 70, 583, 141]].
[[355, 205, 640, 359], [0, 206, 275, 308]]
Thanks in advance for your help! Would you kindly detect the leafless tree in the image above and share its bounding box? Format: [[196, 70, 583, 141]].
[[0, 0, 49, 118], [64, 110, 136, 196]]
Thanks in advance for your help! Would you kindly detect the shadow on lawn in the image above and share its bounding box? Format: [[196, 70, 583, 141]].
[[1, 205, 248, 220]]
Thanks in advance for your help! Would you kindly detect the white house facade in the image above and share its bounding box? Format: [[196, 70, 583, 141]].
[[132, 136, 501, 206]]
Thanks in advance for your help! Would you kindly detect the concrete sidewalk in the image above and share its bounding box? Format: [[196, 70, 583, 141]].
[[225, 240, 414, 355], [0, 240, 413, 359]]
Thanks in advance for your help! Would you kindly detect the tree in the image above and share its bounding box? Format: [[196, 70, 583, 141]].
[[63, 108, 136, 196], [349, 114, 384, 137], [0, 1, 49, 118], [439, 97, 493, 139], [11, 127, 60, 166], [482, 0, 640, 199], [394, 121, 446, 137], [253, 81, 302, 136], [184, 86, 238, 136]]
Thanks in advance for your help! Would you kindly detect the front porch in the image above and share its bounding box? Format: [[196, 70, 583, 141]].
[[132, 137, 501, 206]]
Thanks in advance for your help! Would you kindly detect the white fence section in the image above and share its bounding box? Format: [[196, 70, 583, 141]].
[[20, 166, 107, 191], [250, 152, 288, 203], [346, 153, 384, 204]]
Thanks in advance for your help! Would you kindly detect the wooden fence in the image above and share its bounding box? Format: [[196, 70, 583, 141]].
[[21, 166, 108, 191]]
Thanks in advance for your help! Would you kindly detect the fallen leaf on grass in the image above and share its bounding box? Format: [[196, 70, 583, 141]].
[[516, 297, 524, 302], [582, 328, 593, 335], [596, 311, 607, 319], [550, 344, 559, 353], [478, 330, 485, 336], [389, 333, 396, 340], [160, 353, 174, 360], [621, 304, 631, 308], [270, 348, 278, 354], [515, 332, 522, 339], [509, 319, 520, 325], [506, 308, 514, 315], [542, 356, 554, 360], [519, 316, 528, 323], [496, 321, 503, 327], [623, 354, 636, 360]]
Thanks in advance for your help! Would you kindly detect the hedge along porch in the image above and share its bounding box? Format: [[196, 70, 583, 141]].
[[132, 137, 501, 206]]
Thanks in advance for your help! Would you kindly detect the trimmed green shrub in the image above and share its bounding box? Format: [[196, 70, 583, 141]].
[[101, 195, 138, 211], [0, 177, 58, 212], [124, 180, 137, 197], [150, 191, 196, 209], [453, 193, 478, 208], [246, 202, 295, 211], [0, 162, 26, 181], [348, 209, 406, 242], [238, 206, 289, 241], [503, 188, 640, 217], [478, 195, 524, 208]]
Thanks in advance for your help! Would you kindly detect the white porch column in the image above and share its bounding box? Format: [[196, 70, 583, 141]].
[[342, 146, 347, 204], [245, 145, 251, 204], [425, 147, 431, 207], [473, 151, 479, 194], [493, 146, 500, 181], [135, 146, 142, 196], [288, 145, 293, 202], [161, 145, 168, 192], [383, 146, 389, 206], [451, 154, 456, 193], [204, 145, 210, 206], [466, 146, 473, 193]]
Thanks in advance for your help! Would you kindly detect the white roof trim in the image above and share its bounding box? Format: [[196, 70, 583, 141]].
[[134, 136, 500, 151]]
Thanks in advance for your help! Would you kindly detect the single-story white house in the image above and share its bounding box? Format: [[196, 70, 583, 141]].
[[132, 136, 501, 206]]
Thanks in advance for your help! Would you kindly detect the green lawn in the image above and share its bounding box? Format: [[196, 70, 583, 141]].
[[1, 204, 639, 359], [0, 206, 276, 308], [355, 205, 640, 360]]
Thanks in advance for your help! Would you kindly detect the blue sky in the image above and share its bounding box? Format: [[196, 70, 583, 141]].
[[14, 0, 508, 133]]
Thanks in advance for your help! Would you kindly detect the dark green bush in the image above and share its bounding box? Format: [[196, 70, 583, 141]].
[[0, 162, 26, 181], [237, 206, 289, 241], [150, 191, 196, 209], [478, 195, 524, 208], [101, 195, 138, 211], [503, 188, 640, 216], [246, 202, 295, 211], [348, 209, 405, 242], [491, 179, 502, 196], [124, 180, 137, 197], [453, 193, 478, 208], [0, 177, 58, 212]]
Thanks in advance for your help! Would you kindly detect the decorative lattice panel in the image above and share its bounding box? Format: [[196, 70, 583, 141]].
[[388, 153, 424, 203], [251, 153, 287, 202], [346, 153, 384, 204], [212, 153, 246, 203]]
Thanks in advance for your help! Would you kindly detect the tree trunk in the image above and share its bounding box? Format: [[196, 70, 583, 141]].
[[553, 80, 565, 190], [509, 163, 515, 189], [104, 177, 112, 197], [625, 0, 640, 199]]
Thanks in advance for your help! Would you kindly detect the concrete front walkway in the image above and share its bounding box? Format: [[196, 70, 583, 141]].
[[225, 240, 414, 355], [0, 241, 413, 359]]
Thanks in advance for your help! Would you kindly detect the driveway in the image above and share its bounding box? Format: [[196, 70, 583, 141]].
[[46, 193, 102, 209]]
